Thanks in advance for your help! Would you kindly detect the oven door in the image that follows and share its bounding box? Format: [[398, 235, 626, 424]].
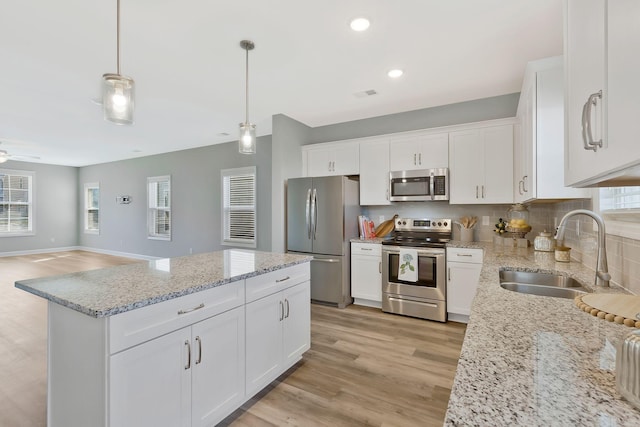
[[381, 245, 447, 321]]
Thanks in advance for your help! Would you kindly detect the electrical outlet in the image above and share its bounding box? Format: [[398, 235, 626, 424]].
[[482, 216, 490, 226]]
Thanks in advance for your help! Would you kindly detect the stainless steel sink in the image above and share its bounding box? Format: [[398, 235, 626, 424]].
[[499, 270, 588, 299]]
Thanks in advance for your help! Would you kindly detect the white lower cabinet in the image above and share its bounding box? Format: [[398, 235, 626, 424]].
[[350, 242, 382, 307], [446, 247, 483, 323], [46, 262, 311, 427], [246, 281, 310, 398], [110, 306, 245, 427]]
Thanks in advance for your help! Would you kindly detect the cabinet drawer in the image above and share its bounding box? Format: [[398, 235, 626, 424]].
[[245, 263, 310, 303], [109, 280, 244, 354], [351, 242, 382, 256], [446, 247, 483, 264]]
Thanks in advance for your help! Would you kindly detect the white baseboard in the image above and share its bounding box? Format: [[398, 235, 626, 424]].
[[0, 246, 82, 258], [0, 245, 158, 261], [77, 246, 159, 261], [448, 312, 470, 324], [353, 298, 382, 309]]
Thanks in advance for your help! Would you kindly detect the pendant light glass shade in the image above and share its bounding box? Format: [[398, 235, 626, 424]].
[[239, 40, 256, 154], [102, 73, 135, 125], [239, 122, 256, 154]]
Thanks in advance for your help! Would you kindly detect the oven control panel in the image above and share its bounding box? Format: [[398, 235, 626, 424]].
[[394, 218, 452, 232]]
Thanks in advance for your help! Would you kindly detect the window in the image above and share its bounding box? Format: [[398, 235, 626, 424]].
[[84, 183, 100, 234], [148, 175, 171, 240], [599, 186, 640, 240], [222, 167, 256, 248], [0, 169, 34, 236]]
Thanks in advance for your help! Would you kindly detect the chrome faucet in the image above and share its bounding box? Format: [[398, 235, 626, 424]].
[[555, 209, 611, 287]]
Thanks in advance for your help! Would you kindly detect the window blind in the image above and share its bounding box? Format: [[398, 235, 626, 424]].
[[0, 170, 33, 234], [600, 187, 640, 212], [222, 167, 256, 246], [148, 176, 171, 240]]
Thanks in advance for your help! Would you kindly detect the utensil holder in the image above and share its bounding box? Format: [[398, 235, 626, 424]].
[[617, 329, 640, 410], [460, 228, 474, 242]]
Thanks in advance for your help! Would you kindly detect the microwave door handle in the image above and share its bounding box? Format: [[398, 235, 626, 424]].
[[430, 171, 435, 200], [305, 188, 312, 239]]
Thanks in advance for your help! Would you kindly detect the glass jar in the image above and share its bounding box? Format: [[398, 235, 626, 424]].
[[506, 203, 530, 231], [534, 230, 556, 252]]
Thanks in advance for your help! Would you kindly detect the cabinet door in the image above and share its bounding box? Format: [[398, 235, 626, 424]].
[[283, 282, 311, 365], [517, 80, 535, 202], [110, 328, 192, 427], [564, 0, 606, 186], [351, 254, 382, 302], [245, 292, 283, 398], [306, 149, 333, 177], [604, 0, 640, 174], [332, 143, 360, 175], [447, 262, 482, 316], [191, 306, 245, 427], [389, 138, 421, 171], [418, 133, 449, 169], [449, 130, 484, 204], [482, 125, 514, 204], [359, 139, 390, 205]]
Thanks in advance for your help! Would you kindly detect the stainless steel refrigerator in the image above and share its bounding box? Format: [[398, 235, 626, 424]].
[[286, 176, 359, 308]]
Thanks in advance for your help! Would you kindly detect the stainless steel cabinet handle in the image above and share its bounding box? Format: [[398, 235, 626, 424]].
[[457, 253, 473, 257], [185, 340, 191, 370], [361, 247, 373, 251], [518, 180, 524, 195], [379, 261, 382, 273], [419, 153, 422, 165], [448, 267, 451, 281], [522, 176, 528, 193], [386, 188, 389, 201], [178, 303, 204, 315], [279, 301, 284, 321], [582, 90, 603, 151], [482, 185, 485, 198], [285, 299, 290, 319], [276, 276, 290, 283], [195, 336, 202, 365], [414, 153, 417, 165], [476, 185, 479, 199], [328, 161, 331, 171]]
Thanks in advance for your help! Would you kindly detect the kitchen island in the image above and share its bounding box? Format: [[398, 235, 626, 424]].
[[16, 249, 312, 427], [444, 242, 640, 425]]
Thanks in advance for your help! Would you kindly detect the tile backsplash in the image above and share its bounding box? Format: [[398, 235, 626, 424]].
[[364, 198, 640, 293]]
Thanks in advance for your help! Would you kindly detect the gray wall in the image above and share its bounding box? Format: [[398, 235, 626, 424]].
[[0, 160, 78, 254], [78, 137, 272, 258]]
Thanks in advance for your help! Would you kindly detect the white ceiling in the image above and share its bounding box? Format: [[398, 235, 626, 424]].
[[0, 0, 562, 167]]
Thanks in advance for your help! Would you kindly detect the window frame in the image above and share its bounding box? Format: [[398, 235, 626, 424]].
[[0, 168, 35, 237], [84, 182, 100, 235], [221, 166, 257, 248], [147, 175, 171, 241], [597, 187, 640, 240]]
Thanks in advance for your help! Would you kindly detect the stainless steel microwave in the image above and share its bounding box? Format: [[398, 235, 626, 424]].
[[389, 168, 449, 202]]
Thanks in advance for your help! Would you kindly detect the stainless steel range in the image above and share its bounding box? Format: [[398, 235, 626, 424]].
[[381, 218, 451, 322]]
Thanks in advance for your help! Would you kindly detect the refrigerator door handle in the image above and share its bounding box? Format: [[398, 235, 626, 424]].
[[311, 188, 318, 240], [305, 188, 312, 239]]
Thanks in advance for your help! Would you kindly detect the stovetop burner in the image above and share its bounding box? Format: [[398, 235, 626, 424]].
[[381, 217, 452, 248]]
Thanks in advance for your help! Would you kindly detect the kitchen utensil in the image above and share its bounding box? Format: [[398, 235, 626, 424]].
[[374, 214, 398, 238]]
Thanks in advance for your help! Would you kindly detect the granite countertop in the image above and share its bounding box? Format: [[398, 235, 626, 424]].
[[15, 250, 312, 318], [444, 241, 640, 426]]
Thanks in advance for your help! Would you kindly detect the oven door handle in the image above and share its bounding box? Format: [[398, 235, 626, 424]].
[[387, 296, 439, 308]]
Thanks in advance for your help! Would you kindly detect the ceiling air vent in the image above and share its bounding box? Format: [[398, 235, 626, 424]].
[[353, 89, 378, 98]]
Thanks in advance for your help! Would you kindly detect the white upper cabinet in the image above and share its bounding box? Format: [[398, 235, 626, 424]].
[[449, 124, 514, 204], [515, 56, 589, 202], [389, 132, 449, 171], [359, 138, 391, 205], [564, 0, 640, 187], [304, 141, 359, 177]]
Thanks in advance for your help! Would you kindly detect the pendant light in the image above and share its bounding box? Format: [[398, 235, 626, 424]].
[[102, 0, 134, 125], [239, 40, 256, 154]]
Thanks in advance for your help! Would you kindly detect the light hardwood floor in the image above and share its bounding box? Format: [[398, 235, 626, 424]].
[[1, 251, 466, 427]]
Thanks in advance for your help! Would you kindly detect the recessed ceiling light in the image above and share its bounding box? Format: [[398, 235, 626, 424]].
[[350, 17, 370, 32], [388, 69, 404, 78]]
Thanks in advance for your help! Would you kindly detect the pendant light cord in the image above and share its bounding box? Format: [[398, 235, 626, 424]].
[[245, 45, 249, 123], [116, 0, 121, 76]]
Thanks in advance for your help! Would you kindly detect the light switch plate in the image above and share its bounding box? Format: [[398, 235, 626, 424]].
[[482, 216, 490, 226]]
